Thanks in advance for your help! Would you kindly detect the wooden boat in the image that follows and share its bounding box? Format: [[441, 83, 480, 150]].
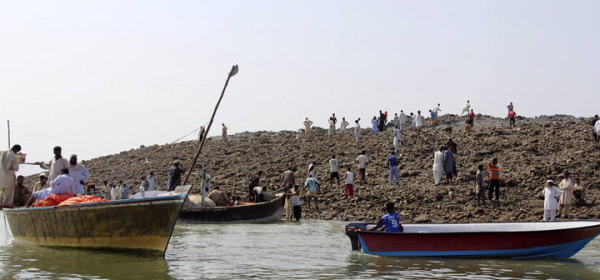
[[345, 221, 600, 259], [179, 192, 285, 223], [4, 194, 185, 255]]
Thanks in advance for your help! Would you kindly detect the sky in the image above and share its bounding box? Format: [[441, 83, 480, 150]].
[[1, 0, 599, 170]]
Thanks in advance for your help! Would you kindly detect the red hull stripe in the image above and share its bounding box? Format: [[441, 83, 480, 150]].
[[358, 225, 600, 252]]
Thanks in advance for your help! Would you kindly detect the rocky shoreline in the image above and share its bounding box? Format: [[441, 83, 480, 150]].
[[78, 114, 599, 223]]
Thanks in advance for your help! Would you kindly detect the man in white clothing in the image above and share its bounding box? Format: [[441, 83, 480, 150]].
[[595, 119, 600, 142], [356, 151, 369, 184], [415, 111, 424, 129], [68, 154, 89, 195], [432, 146, 445, 185], [303, 118, 313, 139], [0, 145, 21, 208], [38, 146, 70, 182], [434, 104, 442, 119], [354, 119, 361, 145], [329, 155, 340, 187], [222, 123, 228, 142], [147, 171, 157, 191], [340, 117, 349, 133], [33, 168, 75, 201], [398, 110, 407, 129], [393, 113, 400, 128], [543, 180, 562, 221], [200, 168, 211, 207], [461, 100, 471, 115], [393, 127, 401, 153]]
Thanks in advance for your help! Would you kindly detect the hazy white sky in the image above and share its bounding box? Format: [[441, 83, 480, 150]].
[[1, 0, 599, 166]]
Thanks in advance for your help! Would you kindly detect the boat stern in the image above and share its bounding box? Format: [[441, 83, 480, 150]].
[[345, 222, 368, 251]]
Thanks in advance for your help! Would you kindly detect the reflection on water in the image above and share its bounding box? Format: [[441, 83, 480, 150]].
[[1, 214, 599, 279]]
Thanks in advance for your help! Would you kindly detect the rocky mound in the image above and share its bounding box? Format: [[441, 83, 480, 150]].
[[82, 114, 600, 223]]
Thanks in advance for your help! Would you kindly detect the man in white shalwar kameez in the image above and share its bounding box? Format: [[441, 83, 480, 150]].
[[39, 146, 70, 182], [432, 146, 444, 185], [68, 154, 89, 195], [543, 180, 562, 221], [461, 100, 471, 115], [393, 113, 400, 128], [340, 117, 349, 133], [558, 172, 574, 218], [222, 124, 228, 142], [398, 110, 407, 129], [0, 145, 21, 208], [303, 118, 313, 139], [200, 169, 211, 207], [595, 119, 600, 141], [393, 127, 401, 153], [354, 120, 361, 145], [415, 111, 424, 129]]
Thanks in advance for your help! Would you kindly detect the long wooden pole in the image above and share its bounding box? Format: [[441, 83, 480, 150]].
[[182, 65, 238, 185], [7, 120, 10, 149]]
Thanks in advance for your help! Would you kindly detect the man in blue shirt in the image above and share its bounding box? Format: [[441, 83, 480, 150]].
[[387, 152, 400, 185], [304, 175, 320, 210], [373, 202, 403, 233]]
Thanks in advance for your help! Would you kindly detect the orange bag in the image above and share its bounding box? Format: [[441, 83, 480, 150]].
[[34, 193, 76, 207], [58, 195, 109, 206]]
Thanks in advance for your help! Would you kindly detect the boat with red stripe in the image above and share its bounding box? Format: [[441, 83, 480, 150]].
[[345, 221, 600, 259]]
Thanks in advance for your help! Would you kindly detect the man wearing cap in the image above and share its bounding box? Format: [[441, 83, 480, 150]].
[[33, 173, 49, 192], [38, 146, 70, 181], [543, 180, 562, 221], [168, 161, 185, 191], [0, 145, 21, 208]]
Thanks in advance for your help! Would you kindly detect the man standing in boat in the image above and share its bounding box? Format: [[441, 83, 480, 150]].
[[247, 170, 262, 202], [168, 161, 185, 191], [200, 167, 211, 207], [38, 146, 70, 182], [372, 202, 403, 233], [0, 144, 21, 208], [68, 154, 89, 195]]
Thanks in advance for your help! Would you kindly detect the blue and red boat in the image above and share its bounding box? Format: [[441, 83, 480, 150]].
[[345, 221, 600, 259]]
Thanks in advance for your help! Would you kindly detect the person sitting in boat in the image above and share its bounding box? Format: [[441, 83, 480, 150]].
[[33, 168, 75, 201], [371, 202, 404, 233], [207, 186, 231, 206], [13, 175, 33, 207]]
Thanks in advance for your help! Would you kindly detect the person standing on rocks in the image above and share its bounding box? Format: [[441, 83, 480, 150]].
[[409, 112, 415, 129], [340, 117, 349, 133], [304, 174, 320, 210], [442, 147, 455, 185], [434, 103, 442, 120], [168, 161, 185, 191], [591, 115, 599, 142], [429, 109, 436, 126], [475, 165, 486, 206], [329, 155, 340, 188], [290, 185, 302, 221], [0, 145, 21, 208], [558, 172, 574, 218], [393, 113, 400, 128], [200, 167, 211, 207], [328, 113, 337, 137], [354, 119, 361, 144], [461, 100, 471, 116], [378, 110, 385, 132], [508, 110, 517, 127], [387, 151, 400, 185], [415, 111, 424, 130], [343, 166, 355, 197], [303, 118, 313, 139], [543, 180, 562, 222], [356, 151, 369, 184], [398, 110, 407, 129], [281, 167, 296, 220], [221, 123, 228, 142], [432, 146, 445, 185], [147, 171, 157, 191], [488, 158, 501, 201], [393, 127, 401, 153], [307, 161, 317, 178], [371, 116, 378, 135]]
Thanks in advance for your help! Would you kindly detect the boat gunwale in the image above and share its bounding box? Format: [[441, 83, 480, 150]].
[[352, 220, 600, 235], [3, 194, 186, 212]]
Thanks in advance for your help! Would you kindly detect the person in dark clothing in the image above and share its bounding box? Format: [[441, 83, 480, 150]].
[[248, 171, 263, 202], [168, 161, 185, 191]]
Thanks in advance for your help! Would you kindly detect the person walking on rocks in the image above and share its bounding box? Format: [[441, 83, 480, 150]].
[[303, 118, 313, 139], [393, 127, 401, 153], [475, 165, 486, 206], [558, 172, 574, 218], [304, 174, 320, 210], [340, 117, 349, 133], [343, 166, 355, 197], [328, 113, 337, 137], [0, 145, 21, 208], [488, 158, 501, 201], [461, 100, 471, 116], [398, 110, 407, 129], [393, 113, 400, 128], [168, 161, 185, 191], [410, 112, 416, 129], [354, 119, 361, 144], [508, 110, 517, 127], [307, 161, 316, 178], [371, 116, 378, 135], [442, 146, 455, 185], [543, 180, 562, 221], [507, 102, 514, 112], [429, 110, 436, 125], [329, 155, 340, 188], [387, 152, 400, 185], [222, 123, 228, 142], [432, 146, 444, 185], [38, 146, 70, 182], [434, 104, 442, 120], [415, 111, 424, 130], [356, 151, 369, 184]]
